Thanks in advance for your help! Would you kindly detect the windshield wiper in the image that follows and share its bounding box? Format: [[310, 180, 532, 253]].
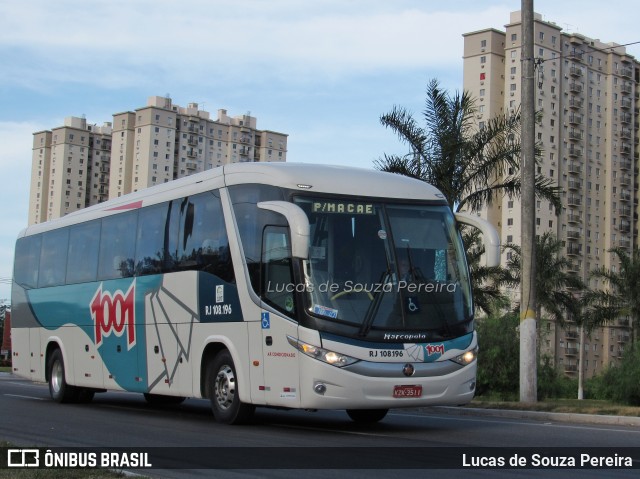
[[358, 270, 391, 337]]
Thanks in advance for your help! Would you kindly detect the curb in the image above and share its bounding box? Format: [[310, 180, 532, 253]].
[[416, 406, 640, 427]]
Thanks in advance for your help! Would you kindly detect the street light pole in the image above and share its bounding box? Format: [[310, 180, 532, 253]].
[[520, 0, 538, 403]]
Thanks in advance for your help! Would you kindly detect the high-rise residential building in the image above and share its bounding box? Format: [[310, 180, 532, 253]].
[[463, 11, 639, 378], [30, 97, 288, 223], [30, 117, 112, 224]]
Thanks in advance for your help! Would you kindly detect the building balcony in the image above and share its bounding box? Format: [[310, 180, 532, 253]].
[[620, 159, 632, 170], [567, 243, 581, 256], [568, 97, 583, 109], [620, 67, 633, 78], [568, 162, 581, 175], [567, 195, 582, 206], [620, 175, 631, 186], [621, 98, 632, 109], [620, 205, 631, 217], [568, 130, 583, 141], [565, 348, 578, 356], [567, 230, 580, 240], [566, 330, 578, 339], [570, 66, 583, 77], [569, 82, 583, 93], [568, 48, 583, 62], [618, 238, 631, 249], [621, 84, 632, 95], [567, 213, 581, 223], [620, 190, 631, 202], [568, 114, 583, 125], [568, 179, 581, 190], [187, 148, 197, 158], [568, 147, 582, 157], [620, 113, 632, 125], [619, 221, 631, 233]]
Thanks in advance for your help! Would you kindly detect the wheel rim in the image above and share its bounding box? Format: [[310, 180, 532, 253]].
[[214, 364, 236, 411], [51, 360, 63, 394]]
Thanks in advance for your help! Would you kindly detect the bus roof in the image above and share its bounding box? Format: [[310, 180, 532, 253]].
[[19, 162, 447, 237]]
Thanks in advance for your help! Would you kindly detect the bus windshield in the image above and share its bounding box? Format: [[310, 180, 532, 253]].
[[294, 197, 472, 337]]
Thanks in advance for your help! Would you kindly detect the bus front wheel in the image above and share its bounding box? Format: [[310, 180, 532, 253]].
[[346, 408, 389, 423], [48, 349, 78, 403], [207, 350, 255, 424]]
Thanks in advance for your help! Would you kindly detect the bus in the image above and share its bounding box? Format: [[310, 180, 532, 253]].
[[11, 162, 499, 424]]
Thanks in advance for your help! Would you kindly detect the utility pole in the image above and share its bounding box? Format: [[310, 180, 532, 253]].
[[520, 0, 537, 403]]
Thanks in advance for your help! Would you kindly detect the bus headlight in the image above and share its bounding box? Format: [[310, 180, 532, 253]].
[[451, 346, 478, 366], [287, 336, 359, 367]]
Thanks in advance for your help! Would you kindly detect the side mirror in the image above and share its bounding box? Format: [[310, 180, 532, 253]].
[[257, 201, 310, 259], [454, 212, 501, 268]]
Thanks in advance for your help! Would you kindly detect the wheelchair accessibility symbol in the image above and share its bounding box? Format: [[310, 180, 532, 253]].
[[406, 297, 420, 314], [261, 312, 270, 329]]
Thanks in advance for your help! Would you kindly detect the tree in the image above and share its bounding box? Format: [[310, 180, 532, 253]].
[[504, 232, 585, 326], [461, 228, 510, 316], [585, 247, 640, 342], [375, 78, 560, 214]]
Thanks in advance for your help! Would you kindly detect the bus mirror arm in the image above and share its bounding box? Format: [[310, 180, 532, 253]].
[[257, 201, 310, 259], [454, 212, 501, 268]]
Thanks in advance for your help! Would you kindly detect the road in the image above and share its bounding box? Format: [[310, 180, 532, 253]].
[[1, 373, 638, 478]]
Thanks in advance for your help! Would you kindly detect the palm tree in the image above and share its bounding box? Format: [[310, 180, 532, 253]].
[[585, 247, 640, 343], [504, 232, 585, 326], [375, 78, 560, 213], [505, 233, 589, 399], [461, 228, 510, 316]]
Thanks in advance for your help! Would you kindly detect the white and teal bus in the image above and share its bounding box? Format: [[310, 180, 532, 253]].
[[11, 163, 499, 424]]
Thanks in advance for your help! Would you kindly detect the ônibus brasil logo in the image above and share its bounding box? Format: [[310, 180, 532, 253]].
[[90, 280, 136, 350]]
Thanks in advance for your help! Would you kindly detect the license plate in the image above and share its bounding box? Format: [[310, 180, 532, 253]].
[[393, 385, 422, 398]]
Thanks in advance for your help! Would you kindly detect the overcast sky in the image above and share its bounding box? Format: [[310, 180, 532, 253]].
[[1, 0, 639, 301]]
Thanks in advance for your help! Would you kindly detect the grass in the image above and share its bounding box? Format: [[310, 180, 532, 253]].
[[0, 367, 11, 373], [471, 397, 640, 417]]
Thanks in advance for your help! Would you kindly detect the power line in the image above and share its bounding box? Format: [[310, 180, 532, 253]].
[[537, 39, 640, 65]]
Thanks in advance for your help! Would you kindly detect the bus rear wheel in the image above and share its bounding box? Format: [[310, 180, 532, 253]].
[[207, 350, 255, 424], [48, 349, 78, 403], [346, 408, 389, 423]]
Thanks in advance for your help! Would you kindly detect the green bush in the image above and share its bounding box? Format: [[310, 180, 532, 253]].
[[475, 312, 519, 399], [537, 355, 578, 399], [586, 345, 640, 406]]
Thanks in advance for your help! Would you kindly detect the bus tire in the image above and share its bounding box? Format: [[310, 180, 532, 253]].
[[48, 349, 78, 403], [346, 408, 388, 423], [207, 350, 255, 424]]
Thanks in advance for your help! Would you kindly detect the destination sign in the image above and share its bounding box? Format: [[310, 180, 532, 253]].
[[311, 201, 375, 215]]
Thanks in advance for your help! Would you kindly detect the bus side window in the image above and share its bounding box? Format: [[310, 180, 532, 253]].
[[98, 211, 138, 280], [176, 191, 235, 283], [261, 226, 295, 316], [14, 235, 42, 289], [135, 203, 169, 276], [38, 229, 69, 288], [66, 221, 100, 284]]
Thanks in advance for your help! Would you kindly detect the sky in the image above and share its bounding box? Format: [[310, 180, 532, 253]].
[[1, 0, 639, 302]]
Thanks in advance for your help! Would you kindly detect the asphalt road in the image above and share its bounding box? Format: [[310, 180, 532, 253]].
[[1, 373, 638, 478]]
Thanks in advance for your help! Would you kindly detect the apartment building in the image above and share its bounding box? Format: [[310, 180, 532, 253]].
[[110, 96, 287, 197], [30, 117, 112, 224], [30, 97, 288, 222], [463, 11, 639, 378]]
